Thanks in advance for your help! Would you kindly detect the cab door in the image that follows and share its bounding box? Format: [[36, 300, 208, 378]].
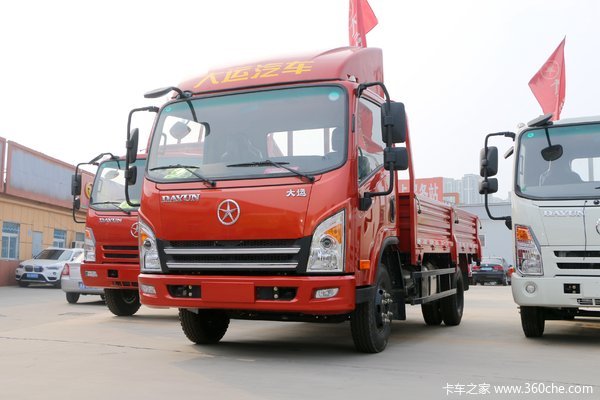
[[355, 98, 395, 286]]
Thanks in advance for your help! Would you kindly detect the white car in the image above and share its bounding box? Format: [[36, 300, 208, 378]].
[[61, 262, 104, 303], [16, 248, 84, 288]]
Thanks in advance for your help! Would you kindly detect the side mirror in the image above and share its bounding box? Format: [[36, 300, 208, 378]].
[[73, 198, 81, 211], [479, 177, 498, 195], [383, 147, 408, 171], [126, 128, 139, 164], [71, 174, 82, 196], [480, 146, 498, 177], [125, 166, 137, 186], [381, 101, 407, 144]]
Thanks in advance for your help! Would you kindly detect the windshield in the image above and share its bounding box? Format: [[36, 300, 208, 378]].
[[35, 249, 72, 261], [90, 159, 145, 211], [146, 86, 347, 182], [516, 123, 600, 199]]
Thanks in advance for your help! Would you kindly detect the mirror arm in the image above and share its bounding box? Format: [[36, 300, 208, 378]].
[[124, 167, 140, 208], [360, 162, 395, 211], [481, 131, 515, 230], [484, 194, 512, 230]]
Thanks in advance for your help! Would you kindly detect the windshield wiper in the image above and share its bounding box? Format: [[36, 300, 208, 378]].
[[91, 201, 133, 214], [227, 160, 315, 183], [150, 164, 216, 187]]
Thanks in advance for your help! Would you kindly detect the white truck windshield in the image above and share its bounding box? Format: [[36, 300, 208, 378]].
[[146, 86, 347, 183], [516, 123, 600, 199]]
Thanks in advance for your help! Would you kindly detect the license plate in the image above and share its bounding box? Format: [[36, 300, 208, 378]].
[[26, 273, 38, 279], [481, 267, 492, 271], [78, 282, 88, 290]]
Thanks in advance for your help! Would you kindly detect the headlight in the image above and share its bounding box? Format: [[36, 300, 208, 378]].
[[515, 225, 543, 276], [307, 210, 345, 273], [139, 220, 161, 272], [84, 227, 96, 262]]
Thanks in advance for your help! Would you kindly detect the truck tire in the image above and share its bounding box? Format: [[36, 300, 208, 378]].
[[104, 289, 141, 316], [440, 272, 464, 326], [350, 266, 393, 353], [421, 300, 443, 325], [520, 306, 545, 337], [179, 309, 230, 344], [66, 292, 80, 304]]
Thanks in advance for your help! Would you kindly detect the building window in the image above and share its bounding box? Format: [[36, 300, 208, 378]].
[[75, 232, 85, 242], [53, 229, 67, 248], [479, 234, 486, 247], [1, 222, 20, 260]]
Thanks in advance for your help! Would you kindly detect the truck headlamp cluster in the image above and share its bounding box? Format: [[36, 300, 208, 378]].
[[139, 220, 161, 272], [307, 210, 345, 273], [84, 227, 96, 262], [515, 225, 543, 276]]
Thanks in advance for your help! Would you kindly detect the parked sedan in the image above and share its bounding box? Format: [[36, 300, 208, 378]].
[[472, 257, 512, 286], [16, 248, 84, 288], [61, 262, 104, 303]]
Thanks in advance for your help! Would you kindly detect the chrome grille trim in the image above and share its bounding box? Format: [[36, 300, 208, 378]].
[[164, 247, 300, 255], [166, 262, 298, 270]]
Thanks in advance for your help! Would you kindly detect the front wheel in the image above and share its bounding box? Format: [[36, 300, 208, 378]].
[[104, 289, 141, 316], [520, 306, 545, 337], [440, 272, 464, 326], [66, 292, 80, 304], [351, 266, 393, 353], [179, 309, 230, 344]]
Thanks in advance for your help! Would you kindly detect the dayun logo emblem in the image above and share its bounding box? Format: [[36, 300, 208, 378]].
[[130, 222, 139, 238], [217, 199, 240, 225], [161, 193, 201, 203]]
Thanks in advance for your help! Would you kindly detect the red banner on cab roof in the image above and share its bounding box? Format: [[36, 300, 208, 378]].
[[349, 0, 378, 48], [528, 38, 566, 121]]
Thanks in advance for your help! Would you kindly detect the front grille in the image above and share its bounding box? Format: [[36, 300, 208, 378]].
[[555, 251, 600, 258], [557, 263, 600, 270], [159, 237, 311, 274], [100, 245, 139, 264], [34, 266, 43, 272], [25, 266, 33, 272]]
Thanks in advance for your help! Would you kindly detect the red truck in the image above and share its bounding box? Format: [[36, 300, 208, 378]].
[[125, 47, 481, 352], [71, 153, 147, 316]]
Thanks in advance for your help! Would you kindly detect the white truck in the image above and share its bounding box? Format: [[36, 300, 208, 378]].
[[479, 113, 600, 337]]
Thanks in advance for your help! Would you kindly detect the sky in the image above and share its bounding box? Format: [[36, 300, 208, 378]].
[[1, 0, 599, 198]]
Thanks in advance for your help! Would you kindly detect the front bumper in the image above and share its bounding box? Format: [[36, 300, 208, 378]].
[[138, 274, 356, 315], [512, 273, 600, 308], [61, 276, 104, 295], [16, 272, 60, 284], [80, 263, 139, 289]]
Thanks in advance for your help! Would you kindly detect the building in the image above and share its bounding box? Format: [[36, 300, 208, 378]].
[[443, 174, 507, 205], [0, 138, 92, 286]]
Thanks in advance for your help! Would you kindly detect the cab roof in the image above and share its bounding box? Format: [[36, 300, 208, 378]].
[[179, 47, 384, 94]]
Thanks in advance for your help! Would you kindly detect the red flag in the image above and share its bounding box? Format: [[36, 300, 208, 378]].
[[528, 38, 566, 121], [349, 0, 378, 47]]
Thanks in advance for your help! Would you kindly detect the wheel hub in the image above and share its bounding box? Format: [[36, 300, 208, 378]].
[[375, 288, 394, 327]]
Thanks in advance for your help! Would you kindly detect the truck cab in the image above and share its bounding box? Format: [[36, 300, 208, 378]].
[[480, 115, 600, 336], [128, 47, 480, 352], [72, 154, 146, 316]]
